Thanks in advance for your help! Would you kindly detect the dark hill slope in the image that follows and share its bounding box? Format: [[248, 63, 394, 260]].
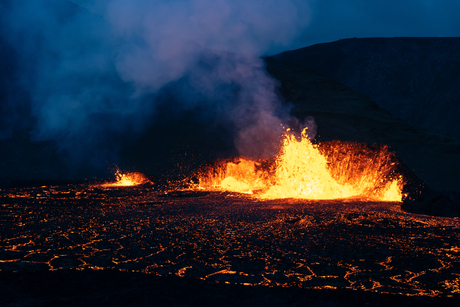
[[264, 57, 460, 193], [272, 37, 460, 141]]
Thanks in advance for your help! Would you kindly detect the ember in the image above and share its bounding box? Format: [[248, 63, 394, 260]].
[[196, 128, 403, 201], [101, 169, 151, 187]]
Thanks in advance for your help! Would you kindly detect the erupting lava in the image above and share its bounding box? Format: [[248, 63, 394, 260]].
[[196, 128, 404, 201], [101, 169, 151, 187]]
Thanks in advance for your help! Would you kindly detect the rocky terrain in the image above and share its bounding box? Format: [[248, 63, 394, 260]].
[[1, 184, 459, 306], [272, 37, 460, 141]]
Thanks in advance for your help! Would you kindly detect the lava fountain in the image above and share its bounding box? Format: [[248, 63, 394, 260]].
[[101, 169, 151, 187], [195, 128, 404, 201]]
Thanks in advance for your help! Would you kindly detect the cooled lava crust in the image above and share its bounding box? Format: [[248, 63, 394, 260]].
[[1, 184, 459, 306]]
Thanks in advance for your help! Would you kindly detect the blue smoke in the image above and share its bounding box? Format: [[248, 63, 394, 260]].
[[0, 0, 312, 178]]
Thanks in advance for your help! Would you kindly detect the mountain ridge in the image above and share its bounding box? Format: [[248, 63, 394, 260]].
[[273, 37, 460, 141]]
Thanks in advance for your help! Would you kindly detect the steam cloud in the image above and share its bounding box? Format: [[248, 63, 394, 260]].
[[0, 0, 313, 175]]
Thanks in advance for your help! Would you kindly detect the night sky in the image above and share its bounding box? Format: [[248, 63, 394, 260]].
[[297, 0, 460, 48]]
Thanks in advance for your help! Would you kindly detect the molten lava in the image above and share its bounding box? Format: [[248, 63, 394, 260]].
[[196, 128, 403, 201], [101, 169, 151, 187]]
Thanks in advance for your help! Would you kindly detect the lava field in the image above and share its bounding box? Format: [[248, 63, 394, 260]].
[[1, 184, 460, 306]]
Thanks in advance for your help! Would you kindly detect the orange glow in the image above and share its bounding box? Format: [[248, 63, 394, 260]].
[[197, 158, 271, 195], [196, 128, 403, 201], [101, 169, 151, 187]]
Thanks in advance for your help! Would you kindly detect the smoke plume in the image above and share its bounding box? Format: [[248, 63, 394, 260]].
[[0, 0, 313, 177]]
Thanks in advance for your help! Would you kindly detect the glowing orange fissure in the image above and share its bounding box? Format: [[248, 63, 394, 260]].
[[195, 128, 404, 201], [101, 169, 151, 187]]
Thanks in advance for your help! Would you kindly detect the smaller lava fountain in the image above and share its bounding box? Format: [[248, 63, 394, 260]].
[[101, 169, 151, 187], [194, 128, 404, 201]]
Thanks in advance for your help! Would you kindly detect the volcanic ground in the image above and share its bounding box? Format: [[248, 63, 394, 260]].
[[1, 183, 459, 306]]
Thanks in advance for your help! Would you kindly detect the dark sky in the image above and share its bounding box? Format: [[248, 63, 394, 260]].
[[71, 0, 460, 53], [297, 0, 460, 48]]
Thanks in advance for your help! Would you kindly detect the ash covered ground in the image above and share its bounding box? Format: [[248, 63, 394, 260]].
[[1, 184, 459, 306]]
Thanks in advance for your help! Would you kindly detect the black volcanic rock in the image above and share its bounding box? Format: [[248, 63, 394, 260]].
[[402, 190, 460, 217], [0, 131, 67, 184], [272, 37, 460, 141]]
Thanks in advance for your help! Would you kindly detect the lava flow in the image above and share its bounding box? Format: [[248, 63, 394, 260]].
[[101, 169, 151, 187], [195, 128, 404, 201]]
